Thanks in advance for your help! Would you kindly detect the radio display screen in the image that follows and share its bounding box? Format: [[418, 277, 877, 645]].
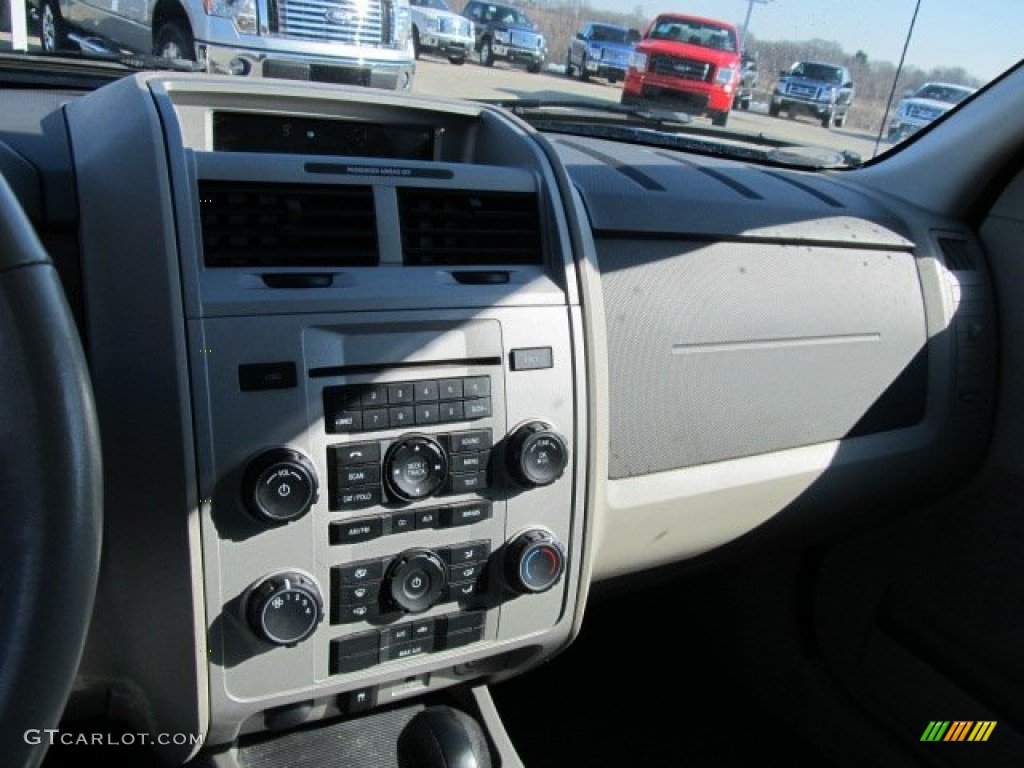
[[213, 112, 435, 160]]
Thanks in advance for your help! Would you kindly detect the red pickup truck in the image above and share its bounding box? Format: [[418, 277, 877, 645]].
[[621, 13, 741, 127]]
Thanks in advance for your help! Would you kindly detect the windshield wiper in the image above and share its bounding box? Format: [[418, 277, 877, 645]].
[[482, 98, 860, 169]]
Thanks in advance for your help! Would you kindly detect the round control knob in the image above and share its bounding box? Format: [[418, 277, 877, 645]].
[[242, 448, 318, 525], [247, 572, 323, 646], [385, 549, 447, 614], [505, 529, 566, 594], [505, 422, 568, 488], [383, 435, 448, 502]]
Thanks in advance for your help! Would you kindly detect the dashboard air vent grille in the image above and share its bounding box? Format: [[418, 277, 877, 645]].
[[938, 236, 977, 271], [199, 181, 378, 267], [398, 188, 542, 266]]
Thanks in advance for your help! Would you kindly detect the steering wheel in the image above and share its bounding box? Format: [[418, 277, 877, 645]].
[[0, 172, 103, 767]]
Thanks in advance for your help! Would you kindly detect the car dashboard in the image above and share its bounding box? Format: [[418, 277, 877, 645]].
[[0, 72, 998, 765]]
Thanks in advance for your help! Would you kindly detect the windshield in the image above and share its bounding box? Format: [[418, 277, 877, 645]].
[[480, 5, 531, 26], [590, 24, 633, 45], [912, 83, 975, 104], [412, 0, 453, 9], [790, 62, 843, 83], [648, 18, 738, 53], [1, 0, 1021, 166]]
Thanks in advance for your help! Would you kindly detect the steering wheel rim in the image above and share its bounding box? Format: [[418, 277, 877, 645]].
[[0, 172, 102, 767]]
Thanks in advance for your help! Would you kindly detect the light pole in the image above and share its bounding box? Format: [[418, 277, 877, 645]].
[[739, 0, 772, 51]]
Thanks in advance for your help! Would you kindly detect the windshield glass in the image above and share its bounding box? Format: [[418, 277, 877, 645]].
[[913, 83, 975, 103], [1, 0, 1021, 166], [649, 18, 738, 53], [790, 62, 844, 83], [590, 24, 632, 45], [480, 5, 531, 26]]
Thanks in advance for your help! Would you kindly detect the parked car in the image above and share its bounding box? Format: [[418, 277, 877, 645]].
[[409, 0, 474, 65], [621, 13, 741, 127], [887, 81, 977, 141], [733, 51, 757, 109], [770, 60, 854, 128], [30, 0, 416, 89], [566, 21, 639, 83], [461, 0, 545, 72]]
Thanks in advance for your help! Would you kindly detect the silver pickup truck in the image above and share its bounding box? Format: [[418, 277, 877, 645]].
[[36, 0, 416, 89]]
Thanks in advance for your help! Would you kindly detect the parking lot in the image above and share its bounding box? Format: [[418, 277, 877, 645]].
[[412, 56, 889, 162], [0, 25, 889, 163]]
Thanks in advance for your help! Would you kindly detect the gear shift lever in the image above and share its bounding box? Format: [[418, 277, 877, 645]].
[[397, 705, 493, 768]]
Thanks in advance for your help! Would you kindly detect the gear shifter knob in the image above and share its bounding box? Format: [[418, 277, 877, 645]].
[[397, 705, 493, 768]]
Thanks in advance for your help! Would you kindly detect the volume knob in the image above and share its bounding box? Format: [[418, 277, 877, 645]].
[[241, 448, 318, 525]]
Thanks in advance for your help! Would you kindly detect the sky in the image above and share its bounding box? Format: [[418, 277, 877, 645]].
[[585, 0, 1023, 83]]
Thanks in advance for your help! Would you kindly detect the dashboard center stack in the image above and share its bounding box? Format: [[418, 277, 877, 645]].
[[63, 74, 589, 752]]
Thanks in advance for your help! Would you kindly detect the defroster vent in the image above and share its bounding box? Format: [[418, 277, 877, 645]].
[[398, 188, 542, 266], [937, 236, 977, 272], [199, 181, 378, 267]]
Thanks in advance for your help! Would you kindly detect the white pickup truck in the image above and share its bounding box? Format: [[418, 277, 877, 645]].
[[34, 0, 416, 89]]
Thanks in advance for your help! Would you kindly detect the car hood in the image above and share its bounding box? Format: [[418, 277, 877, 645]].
[[781, 76, 841, 88], [587, 41, 633, 53], [635, 39, 737, 67], [413, 6, 464, 22], [490, 21, 541, 34], [899, 96, 957, 113]]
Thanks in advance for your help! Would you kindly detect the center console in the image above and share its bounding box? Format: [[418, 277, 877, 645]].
[[64, 74, 589, 760]]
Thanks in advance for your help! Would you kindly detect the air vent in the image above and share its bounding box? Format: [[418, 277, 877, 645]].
[[199, 181, 377, 267], [938, 236, 977, 271], [398, 188, 543, 266]]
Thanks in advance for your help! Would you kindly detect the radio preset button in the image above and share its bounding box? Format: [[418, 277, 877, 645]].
[[438, 401, 464, 423], [463, 376, 491, 398], [439, 379, 464, 399], [359, 385, 388, 407], [362, 409, 389, 430], [414, 380, 440, 401], [415, 404, 440, 425], [387, 383, 414, 404]]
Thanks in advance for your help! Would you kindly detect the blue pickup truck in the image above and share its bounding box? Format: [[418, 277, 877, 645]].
[[566, 21, 639, 83]]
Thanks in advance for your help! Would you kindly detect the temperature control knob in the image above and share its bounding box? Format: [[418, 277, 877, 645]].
[[385, 549, 447, 614], [242, 448, 318, 525], [247, 572, 323, 646], [504, 529, 566, 594], [384, 435, 448, 502], [505, 422, 568, 488]]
